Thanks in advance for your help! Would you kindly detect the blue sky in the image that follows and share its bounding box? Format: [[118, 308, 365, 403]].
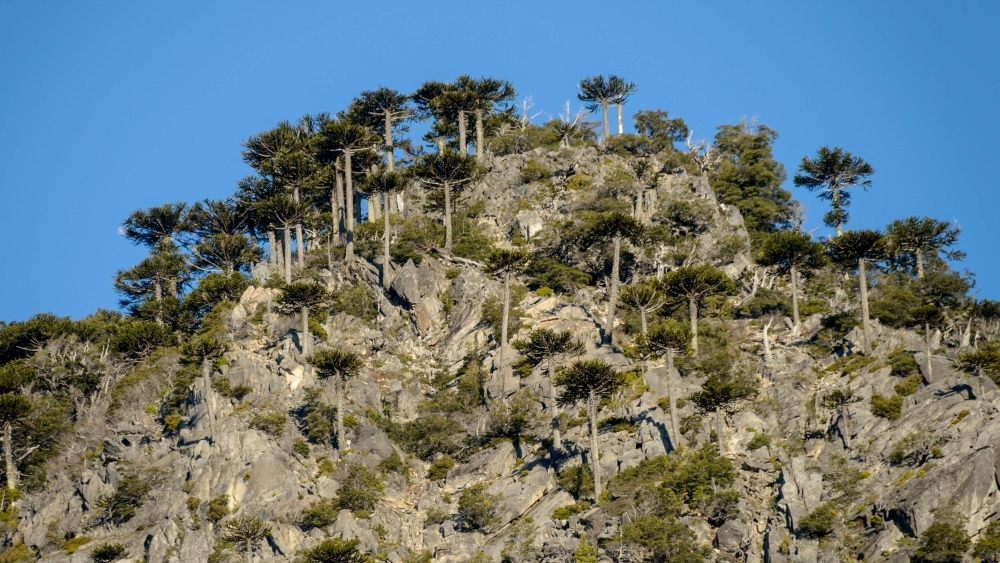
[[1, 1, 997, 321]]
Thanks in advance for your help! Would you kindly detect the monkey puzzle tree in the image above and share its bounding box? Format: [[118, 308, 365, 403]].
[[514, 328, 584, 452], [114, 246, 191, 326], [274, 282, 331, 354], [307, 349, 364, 452], [690, 358, 759, 451], [660, 265, 736, 354], [484, 248, 530, 398], [412, 80, 458, 152], [587, 212, 645, 345], [826, 229, 888, 354], [121, 202, 188, 249], [886, 216, 965, 279], [755, 230, 826, 333], [254, 194, 309, 283], [620, 280, 664, 336], [577, 75, 618, 144], [409, 150, 481, 253], [297, 538, 371, 563], [610, 75, 638, 136], [639, 320, 691, 446], [457, 75, 517, 161], [345, 87, 413, 174], [794, 146, 874, 236], [357, 169, 408, 288], [553, 359, 626, 498], [0, 393, 31, 490], [314, 118, 379, 263]]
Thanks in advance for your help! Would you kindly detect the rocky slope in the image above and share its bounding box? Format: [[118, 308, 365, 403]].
[[5, 147, 995, 563]]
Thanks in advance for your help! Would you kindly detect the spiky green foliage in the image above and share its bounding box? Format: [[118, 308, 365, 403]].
[[221, 515, 273, 557], [794, 146, 874, 235], [296, 538, 372, 563], [756, 230, 826, 328], [886, 216, 965, 278], [660, 265, 736, 353], [121, 202, 188, 248], [308, 349, 363, 382], [90, 543, 129, 563], [409, 150, 482, 252]]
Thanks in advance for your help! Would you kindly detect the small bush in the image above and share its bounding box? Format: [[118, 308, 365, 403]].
[[974, 520, 1000, 563], [293, 439, 311, 458], [336, 463, 384, 513], [556, 464, 595, 500], [164, 414, 182, 433], [297, 538, 368, 563], [456, 483, 501, 531], [250, 410, 287, 435], [0, 543, 31, 563], [746, 433, 772, 451], [378, 451, 407, 477], [892, 375, 922, 397], [62, 536, 91, 554], [330, 284, 378, 323], [520, 160, 551, 184], [871, 394, 903, 420], [914, 520, 970, 563], [424, 508, 450, 527], [95, 473, 153, 525], [301, 497, 339, 529], [798, 502, 837, 538], [890, 349, 920, 377], [427, 456, 456, 481], [90, 542, 129, 563], [552, 501, 591, 520], [206, 495, 229, 523]]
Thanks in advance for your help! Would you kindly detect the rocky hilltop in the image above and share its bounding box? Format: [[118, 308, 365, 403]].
[[1, 144, 997, 563]]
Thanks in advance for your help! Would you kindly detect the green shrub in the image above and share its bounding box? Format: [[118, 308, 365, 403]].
[[336, 463, 383, 513], [212, 377, 251, 400], [974, 520, 1000, 563], [301, 497, 339, 529], [556, 464, 595, 500], [535, 286, 554, 297], [250, 410, 287, 435], [552, 501, 591, 520], [62, 536, 91, 554], [798, 502, 837, 538], [164, 414, 182, 433], [621, 515, 709, 562], [894, 374, 923, 397], [519, 159, 551, 184], [330, 284, 378, 323], [0, 543, 32, 563], [746, 433, 772, 451], [90, 542, 130, 563], [423, 508, 450, 527], [206, 495, 229, 523], [427, 456, 456, 481], [889, 349, 920, 377], [378, 451, 407, 477], [456, 483, 501, 531], [95, 473, 153, 525], [914, 520, 970, 563], [573, 536, 598, 563], [293, 439, 311, 458], [296, 538, 369, 563], [871, 394, 903, 420]]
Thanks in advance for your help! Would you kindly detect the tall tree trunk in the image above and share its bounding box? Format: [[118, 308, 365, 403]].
[[689, 297, 699, 354], [4, 422, 16, 490], [202, 358, 217, 444], [589, 393, 602, 499], [616, 103, 624, 135], [385, 114, 398, 213], [336, 379, 345, 452], [763, 318, 772, 362], [600, 102, 610, 145], [293, 186, 304, 270], [436, 137, 445, 154], [716, 411, 726, 452], [443, 181, 453, 252], [639, 308, 648, 336], [283, 224, 293, 283], [549, 358, 562, 452], [369, 194, 381, 221], [458, 110, 468, 155], [858, 259, 872, 354], [382, 190, 392, 289], [268, 230, 277, 266], [275, 231, 285, 274], [475, 109, 485, 161], [832, 189, 843, 237], [790, 265, 800, 333], [605, 235, 622, 345], [925, 322, 933, 379], [667, 350, 682, 449], [334, 169, 346, 247], [344, 149, 355, 262], [499, 272, 511, 398], [915, 248, 925, 279], [839, 406, 852, 449], [301, 306, 309, 354]]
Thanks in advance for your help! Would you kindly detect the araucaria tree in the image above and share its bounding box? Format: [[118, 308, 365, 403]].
[[553, 359, 626, 499], [274, 282, 331, 354], [660, 265, 736, 353], [794, 146, 874, 236], [577, 75, 618, 144], [826, 229, 888, 354], [588, 212, 644, 345], [0, 393, 31, 490], [254, 195, 309, 283], [620, 280, 664, 336], [611, 76, 638, 135], [639, 321, 691, 447], [515, 328, 584, 452], [484, 248, 530, 398], [307, 349, 364, 451], [755, 230, 826, 333], [457, 75, 517, 161], [886, 216, 965, 279], [358, 169, 408, 288], [410, 150, 481, 252]]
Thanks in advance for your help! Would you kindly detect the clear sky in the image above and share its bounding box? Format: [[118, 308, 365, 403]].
[[1, 1, 997, 321]]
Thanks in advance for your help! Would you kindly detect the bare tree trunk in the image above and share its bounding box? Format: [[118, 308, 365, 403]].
[[475, 109, 485, 161], [202, 358, 216, 445], [689, 297, 699, 354], [443, 181, 453, 252], [268, 231, 277, 267], [385, 114, 398, 214], [858, 259, 872, 354], [639, 308, 647, 336], [293, 186, 304, 270], [616, 103, 624, 135], [790, 265, 800, 334], [600, 103, 610, 145], [4, 422, 16, 490], [915, 248, 925, 279], [605, 235, 622, 345], [716, 412, 726, 453], [763, 318, 772, 362], [334, 169, 346, 247], [925, 322, 933, 379], [840, 406, 852, 449], [458, 110, 468, 155], [833, 190, 843, 237], [344, 150, 355, 262], [589, 393, 602, 499], [667, 350, 682, 449], [499, 272, 511, 399], [382, 191, 392, 289], [283, 224, 293, 283], [301, 306, 309, 354], [336, 379, 345, 452], [549, 358, 562, 452]]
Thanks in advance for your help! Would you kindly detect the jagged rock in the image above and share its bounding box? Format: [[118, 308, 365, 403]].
[[777, 457, 823, 532], [391, 259, 443, 335], [515, 209, 544, 240], [447, 442, 516, 490], [354, 425, 394, 460], [717, 519, 751, 554]]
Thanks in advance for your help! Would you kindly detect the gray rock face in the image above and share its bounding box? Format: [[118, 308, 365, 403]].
[[391, 259, 443, 335], [515, 209, 544, 240]]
